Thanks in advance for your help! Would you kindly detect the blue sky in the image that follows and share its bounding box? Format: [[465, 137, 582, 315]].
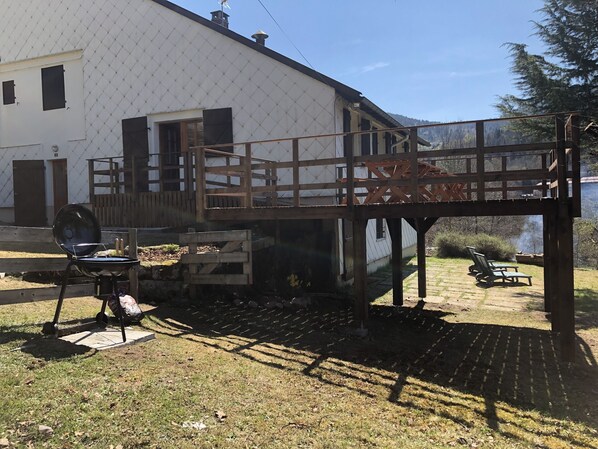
[[173, 0, 545, 122]]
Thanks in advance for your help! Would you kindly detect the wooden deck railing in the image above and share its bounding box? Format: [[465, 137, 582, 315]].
[[88, 113, 581, 226]]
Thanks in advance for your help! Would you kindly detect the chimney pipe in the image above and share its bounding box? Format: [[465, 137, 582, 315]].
[[251, 30, 269, 46], [211, 10, 229, 29]]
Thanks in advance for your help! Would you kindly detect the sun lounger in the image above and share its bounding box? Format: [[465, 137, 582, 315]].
[[473, 252, 532, 286], [466, 246, 518, 273]]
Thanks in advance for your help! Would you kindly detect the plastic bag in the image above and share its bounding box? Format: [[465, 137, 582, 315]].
[[108, 292, 144, 324]]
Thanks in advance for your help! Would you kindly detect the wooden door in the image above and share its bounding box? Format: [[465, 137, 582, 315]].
[[52, 159, 68, 217], [13, 160, 47, 226], [159, 122, 182, 192]]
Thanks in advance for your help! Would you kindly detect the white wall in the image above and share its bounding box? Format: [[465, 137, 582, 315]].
[[0, 0, 339, 207]]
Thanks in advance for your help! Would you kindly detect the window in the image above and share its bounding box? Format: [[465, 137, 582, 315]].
[[376, 218, 386, 240], [41, 65, 66, 110], [2, 80, 15, 105]]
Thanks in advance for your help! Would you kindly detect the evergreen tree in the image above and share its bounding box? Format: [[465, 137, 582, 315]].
[[497, 0, 598, 169]]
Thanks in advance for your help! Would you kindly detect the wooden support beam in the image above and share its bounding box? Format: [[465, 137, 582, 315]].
[[548, 214, 560, 331], [416, 218, 427, 299], [352, 218, 368, 325], [542, 214, 551, 313], [387, 218, 403, 306], [557, 202, 575, 362]]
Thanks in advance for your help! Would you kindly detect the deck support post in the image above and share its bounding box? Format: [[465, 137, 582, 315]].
[[542, 213, 552, 313], [387, 218, 403, 306], [352, 218, 368, 326], [557, 203, 575, 362], [547, 213, 560, 331], [404, 217, 438, 300]]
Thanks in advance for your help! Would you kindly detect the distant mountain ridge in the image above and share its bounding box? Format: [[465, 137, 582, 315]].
[[389, 113, 438, 128]]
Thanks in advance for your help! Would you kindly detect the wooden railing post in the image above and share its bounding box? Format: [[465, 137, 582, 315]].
[[346, 135, 354, 210], [114, 161, 120, 195], [570, 114, 581, 216], [109, 158, 115, 194], [476, 121, 485, 201], [244, 143, 253, 208], [409, 128, 419, 202], [465, 158, 472, 200], [555, 115, 567, 202], [195, 148, 206, 223], [541, 153, 548, 197], [292, 139, 300, 207], [128, 228, 139, 300], [501, 156, 508, 199], [131, 156, 137, 195]]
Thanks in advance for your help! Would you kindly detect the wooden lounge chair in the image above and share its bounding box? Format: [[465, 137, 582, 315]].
[[473, 252, 532, 286], [466, 246, 518, 273]]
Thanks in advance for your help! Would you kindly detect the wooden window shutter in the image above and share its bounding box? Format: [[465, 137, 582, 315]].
[[122, 117, 150, 192], [41, 65, 66, 111], [372, 127, 379, 155], [203, 107, 233, 153], [343, 108, 352, 157], [2, 80, 15, 105], [360, 119, 371, 156]]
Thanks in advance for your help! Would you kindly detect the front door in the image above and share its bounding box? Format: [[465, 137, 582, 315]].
[[13, 160, 47, 226], [159, 122, 181, 192], [52, 159, 68, 217]]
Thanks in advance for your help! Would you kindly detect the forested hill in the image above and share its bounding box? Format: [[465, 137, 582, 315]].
[[388, 112, 527, 148]]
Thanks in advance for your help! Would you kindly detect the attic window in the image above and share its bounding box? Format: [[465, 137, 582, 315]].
[[41, 65, 66, 111], [2, 80, 15, 105]]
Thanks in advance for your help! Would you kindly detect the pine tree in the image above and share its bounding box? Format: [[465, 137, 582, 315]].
[[497, 0, 598, 169]]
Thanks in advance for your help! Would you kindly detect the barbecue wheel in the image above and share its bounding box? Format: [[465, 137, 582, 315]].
[[42, 321, 58, 335], [96, 312, 109, 328]]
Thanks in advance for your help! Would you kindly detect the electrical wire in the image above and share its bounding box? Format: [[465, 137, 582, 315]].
[[255, 0, 318, 72]]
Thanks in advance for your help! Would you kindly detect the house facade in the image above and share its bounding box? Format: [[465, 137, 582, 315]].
[[0, 0, 416, 278]]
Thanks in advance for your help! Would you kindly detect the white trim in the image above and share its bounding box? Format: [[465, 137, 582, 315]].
[[0, 50, 83, 73]]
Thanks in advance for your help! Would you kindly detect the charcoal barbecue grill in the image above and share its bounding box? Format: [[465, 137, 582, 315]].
[[42, 205, 139, 341]]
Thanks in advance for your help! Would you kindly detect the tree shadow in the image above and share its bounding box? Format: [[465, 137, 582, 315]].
[[147, 300, 598, 448]]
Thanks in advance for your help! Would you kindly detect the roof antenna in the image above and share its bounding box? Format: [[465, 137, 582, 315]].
[[219, 0, 231, 12]]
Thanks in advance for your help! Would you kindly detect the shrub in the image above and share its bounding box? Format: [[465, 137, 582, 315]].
[[434, 231, 516, 261]]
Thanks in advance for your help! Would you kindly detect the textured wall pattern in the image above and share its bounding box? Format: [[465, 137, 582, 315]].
[[0, 0, 337, 206]]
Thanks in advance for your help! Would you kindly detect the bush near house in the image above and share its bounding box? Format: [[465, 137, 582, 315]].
[[434, 231, 517, 261]]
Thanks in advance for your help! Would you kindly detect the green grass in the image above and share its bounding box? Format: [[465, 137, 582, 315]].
[[0, 258, 597, 448]]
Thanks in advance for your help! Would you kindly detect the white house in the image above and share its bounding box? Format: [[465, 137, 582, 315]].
[[0, 0, 416, 280]]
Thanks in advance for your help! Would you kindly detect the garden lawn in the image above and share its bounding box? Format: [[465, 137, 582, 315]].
[[0, 257, 597, 448]]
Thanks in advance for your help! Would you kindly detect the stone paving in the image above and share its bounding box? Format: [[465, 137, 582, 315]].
[[368, 258, 543, 312]]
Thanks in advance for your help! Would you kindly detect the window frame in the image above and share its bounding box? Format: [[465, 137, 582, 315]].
[[2, 80, 16, 105]]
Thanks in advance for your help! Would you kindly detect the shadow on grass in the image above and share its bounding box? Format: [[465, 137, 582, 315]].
[[147, 301, 598, 448], [0, 321, 93, 361]]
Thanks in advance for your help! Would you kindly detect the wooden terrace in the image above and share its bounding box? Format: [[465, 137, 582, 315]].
[[89, 113, 582, 360]]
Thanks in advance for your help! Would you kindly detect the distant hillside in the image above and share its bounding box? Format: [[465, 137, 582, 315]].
[[389, 113, 438, 128], [389, 112, 528, 148]]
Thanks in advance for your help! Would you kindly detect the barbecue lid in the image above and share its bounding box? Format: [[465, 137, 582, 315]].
[[53, 204, 102, 257]]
